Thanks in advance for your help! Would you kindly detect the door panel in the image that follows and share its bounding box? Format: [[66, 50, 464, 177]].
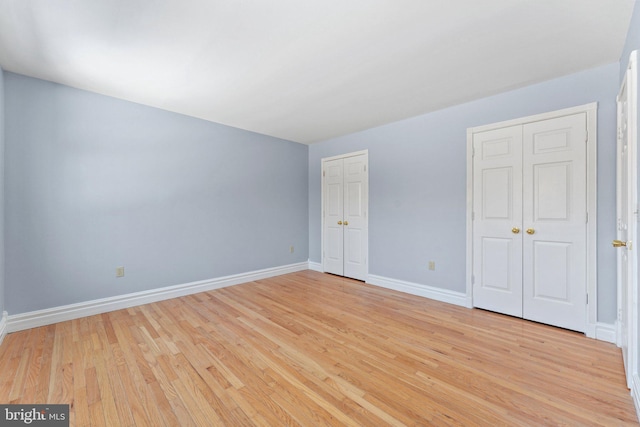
[[344, 154, 368, 280], [523, 113, 587, 332], [482, 168, 514, 219], [616, 54, 638, 387], [481, 237, 515, 291], [534, 162, 571, 220], [323, 158, 344, 276], [473, 126, 523, 317], [532, 241, 571, 301]]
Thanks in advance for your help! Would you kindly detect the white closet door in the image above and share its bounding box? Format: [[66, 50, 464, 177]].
[[323, 158, 344, 276], [472, 126, 524, 317], [617, 83, 632, 378], [343, 155, 368, 281], [616, 51, 638, 388], [522, 113, 587, 332], [472, 114, 588, 332], [322, 152, 368, 280]]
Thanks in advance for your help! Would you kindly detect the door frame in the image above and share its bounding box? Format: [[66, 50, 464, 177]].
[[465, 103, 598, 338], [321, 149, 369, 279]]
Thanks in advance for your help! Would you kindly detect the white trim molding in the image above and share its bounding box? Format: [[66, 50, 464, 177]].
[[0, 311, 7, 346], [632, 374, 640, 422], [367, 274, 467, 307], [7, 262, 308, 333], [308, 261, 323, 272], [594, 322, 617, 344]]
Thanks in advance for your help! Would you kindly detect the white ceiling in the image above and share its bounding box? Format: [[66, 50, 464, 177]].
[[0, 1, 636, 144]]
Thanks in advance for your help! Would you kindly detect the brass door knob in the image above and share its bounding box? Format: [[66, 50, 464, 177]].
[[337, 221, 343, 225], [613, 239, 627, 247], [526, 228, 535, 235], [512, 227, 520, 234], [344, 221, 349, 226]]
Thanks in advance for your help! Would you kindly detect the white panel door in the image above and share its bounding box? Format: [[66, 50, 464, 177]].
[[472, 126, 523, 317], [343, 155, 368, 280], [323, 158, 345, 276], [616, 50, 638, 388], [472, 114, 588, 332], [522, 114, 587, 332], [322, 152, 368, 281], [618, 85, 631, 380]]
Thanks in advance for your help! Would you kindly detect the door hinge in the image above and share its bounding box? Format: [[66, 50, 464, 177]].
[[472, 212, 475, 221], [585, 130, 588, 143], [586, 212, 588, 224], [586, 293, 589, 304], [364, 165, 367, 172], [323, 170, 325, 177], [472, 146, 475, 157]]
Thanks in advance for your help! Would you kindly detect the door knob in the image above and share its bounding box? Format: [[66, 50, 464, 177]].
[[512, 227, 520, 234], [337, 221, 343, 225], [344, 221, 349, 226], [526, 228, 535, 235], [613, 239, 628, 248]]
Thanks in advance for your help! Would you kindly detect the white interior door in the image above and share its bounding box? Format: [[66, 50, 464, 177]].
[[472, 113, 588, 332], [323, 158, 345, 276], [616, 50, 638, 389], [322, 152, 368, 281], [343, 155, 368, 280], [522, 114, 587, 332], [472, 126, 523, 317]]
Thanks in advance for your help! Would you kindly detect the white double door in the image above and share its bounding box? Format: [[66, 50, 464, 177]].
[[472, 113, 587, 332], [323, 152, 368, 281]]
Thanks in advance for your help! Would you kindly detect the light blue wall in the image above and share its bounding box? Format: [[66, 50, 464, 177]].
[[620, 0, 640, 81], [309, 63, 619, 323], [5, 73, 309, 314]]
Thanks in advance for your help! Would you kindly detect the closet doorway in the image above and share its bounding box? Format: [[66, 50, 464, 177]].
[[467, 105, 597, 333], [322, 150, 368, 281]]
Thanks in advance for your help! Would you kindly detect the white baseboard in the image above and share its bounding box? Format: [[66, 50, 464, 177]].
[[632, 374, 640, 422], [367, 274, 467, 307], [308, 261, 323, 272], [7, 262, 309, 333], [0, 311, 7, 346], [595, 322, 617, 344]]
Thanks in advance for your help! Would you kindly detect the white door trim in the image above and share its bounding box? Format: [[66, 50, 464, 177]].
[[466, 103, 598, 337], [321, 149, 369, 279]]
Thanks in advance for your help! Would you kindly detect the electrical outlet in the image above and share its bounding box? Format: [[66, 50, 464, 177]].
[[428, 261, 435, 271], [290, 246, 294, 253], [116, 266, 125, 278]]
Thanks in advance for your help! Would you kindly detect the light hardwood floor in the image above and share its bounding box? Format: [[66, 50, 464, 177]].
[[0, 270, 637, 426]]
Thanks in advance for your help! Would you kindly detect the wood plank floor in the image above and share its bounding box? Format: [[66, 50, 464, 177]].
[[0, 270, 637, 426]]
